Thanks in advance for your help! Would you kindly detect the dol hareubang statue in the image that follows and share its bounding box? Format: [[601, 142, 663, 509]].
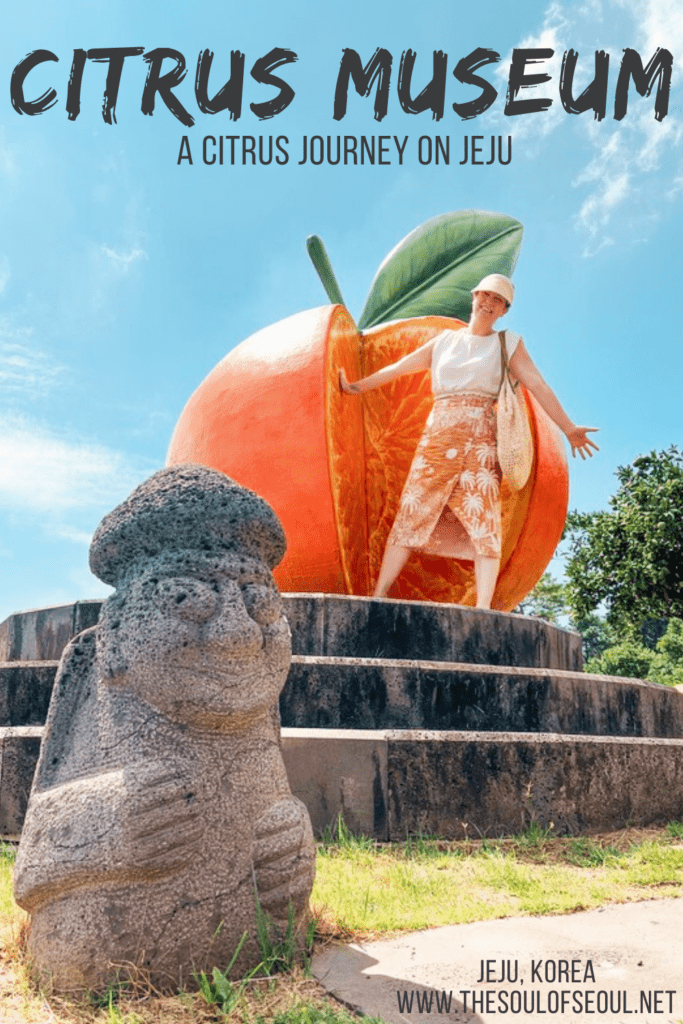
[[13, 465, 315, 994]]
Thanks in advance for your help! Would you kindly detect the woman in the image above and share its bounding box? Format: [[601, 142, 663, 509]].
[[339, 274, 598, 609]]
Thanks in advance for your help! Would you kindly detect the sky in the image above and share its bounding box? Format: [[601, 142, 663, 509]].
[[0, 0, 681, 622]]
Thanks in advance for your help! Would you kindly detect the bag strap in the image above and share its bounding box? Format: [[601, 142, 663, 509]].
[[498, 330, 519, 395]]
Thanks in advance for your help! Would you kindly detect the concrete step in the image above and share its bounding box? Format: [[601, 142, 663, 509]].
[[5, 656, 681, 738], [0, 595, 583, 670], [283, 656, 683, 737], [4, 725, 683, 841], [0, 600, 101, 663], [2, 597, 677, 843], [0, 726, 43, 839], [0, 662, 59, 727], [285, 595, 583, 669], [285, 728, 683, 839]]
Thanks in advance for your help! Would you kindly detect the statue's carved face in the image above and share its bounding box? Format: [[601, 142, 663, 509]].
[[96, 551, 290, 729]]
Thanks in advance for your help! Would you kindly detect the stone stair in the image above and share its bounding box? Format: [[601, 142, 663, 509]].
[[2, 595, 683, 840]]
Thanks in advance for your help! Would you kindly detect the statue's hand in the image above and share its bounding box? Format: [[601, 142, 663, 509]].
[[252, 797, 315, 922], [14, 761, 203, 910], [124, 761, 204, 872]]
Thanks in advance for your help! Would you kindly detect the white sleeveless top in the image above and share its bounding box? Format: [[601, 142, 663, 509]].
[[431, 328, 522, 398]]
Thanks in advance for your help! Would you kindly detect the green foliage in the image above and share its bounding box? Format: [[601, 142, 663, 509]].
[[572, 612, 619, 661], [195, 930, 258, 1014], [401, 831, 445, 859], [566, 838, 626, 867], [87, 979, 124, 1010], [313, 830, 683, 931], [564, 447, 683, 632], [514, 573, 569, 625], [264, 1007, 386, 1024], [255, 898, 314, 977], [318, 813, 376, 854], [357, 211, 523, 328], [666, 820, 683, 838], [512, 821, 556, 848], [585, 618, 683, 685], [104, 998, 144, 1024], [585, 638, 655, 679], [0, 843, 17, 917], [648, 618, 683, 686], [196, 897, 315, 1015]]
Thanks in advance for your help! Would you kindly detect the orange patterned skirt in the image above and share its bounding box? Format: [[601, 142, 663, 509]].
[[387, 393, 502, 559]]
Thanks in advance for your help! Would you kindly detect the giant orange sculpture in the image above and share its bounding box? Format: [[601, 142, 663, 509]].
[[167, 212, 569, 610]]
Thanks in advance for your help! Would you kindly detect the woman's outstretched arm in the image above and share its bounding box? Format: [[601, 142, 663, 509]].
[[339, 337, 437, 394], [509, 340, 599, 459]]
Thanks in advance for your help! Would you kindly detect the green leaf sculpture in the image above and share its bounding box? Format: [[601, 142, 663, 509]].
[[357, 210, 523, 329]]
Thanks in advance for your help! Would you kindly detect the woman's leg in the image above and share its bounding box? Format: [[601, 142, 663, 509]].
[[373, 544, 411, 598], [427, 507, 476, 560], [432, 510, 499, 606], [474, 554, 500, 609], [375, 508, 475, 598]]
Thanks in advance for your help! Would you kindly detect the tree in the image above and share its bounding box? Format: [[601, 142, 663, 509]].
[[563, 446, 683, 633], [585, 638, 654, 680], [649, 618, 683, 687], [571, 611, 619, 661], [513, 572, 569, 625], [585, 618, 683, 687]]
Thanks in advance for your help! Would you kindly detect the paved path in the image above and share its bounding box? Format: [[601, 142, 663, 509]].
[[312, 900, 683, 1024]]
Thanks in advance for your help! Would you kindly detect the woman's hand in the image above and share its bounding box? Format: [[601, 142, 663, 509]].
[[339, 368, 360, 394], [565, 425, 600, 459]]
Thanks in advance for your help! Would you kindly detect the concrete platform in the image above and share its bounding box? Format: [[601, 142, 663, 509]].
[[0, 727, 43, 838], [0, 662, 58, 726], [4, 656, 681, 737], [2, 596, 682, 841], [284, 595, 583, 669], [5, 726, 683, 840], [282, 657, 683, 736], [312, 900, 683, 1024], [0, 595, 583, 670], [283, 729, 683, 839], [0, 600, 101, 663]]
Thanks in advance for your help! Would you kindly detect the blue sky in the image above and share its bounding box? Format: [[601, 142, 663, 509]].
[[0, 0, 681, 621]]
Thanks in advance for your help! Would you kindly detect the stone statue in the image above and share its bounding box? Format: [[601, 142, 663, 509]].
[[13, 465, 316, 994]]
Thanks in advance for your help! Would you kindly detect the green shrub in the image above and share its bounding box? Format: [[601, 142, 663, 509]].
[[584, 619, 683, 686], [649, 619, 683, 687], [585, 638, 655, 679]]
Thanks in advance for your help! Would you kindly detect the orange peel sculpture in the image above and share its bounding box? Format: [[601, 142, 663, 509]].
[[166, 305, 569, 610]]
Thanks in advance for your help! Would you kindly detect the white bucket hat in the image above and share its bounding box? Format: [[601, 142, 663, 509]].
[[471, 273, 515, 306]]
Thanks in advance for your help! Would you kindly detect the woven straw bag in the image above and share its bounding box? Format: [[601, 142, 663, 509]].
[[496, 330, 533, 491]]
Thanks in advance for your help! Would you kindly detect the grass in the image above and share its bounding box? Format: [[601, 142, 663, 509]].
[[313, 819, 683, 938], [2, 823, 683, 1022]]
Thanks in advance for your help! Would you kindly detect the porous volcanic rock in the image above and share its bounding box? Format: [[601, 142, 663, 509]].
[[13, 465, 315, 994]]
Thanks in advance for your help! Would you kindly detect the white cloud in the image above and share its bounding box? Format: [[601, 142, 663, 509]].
[[492, 14, 568, 144], [576, 169, 630, 233], [0, 255, 10, 294], [614, 0, 683, 84], [85, 242, 149, 315], [0, 412, 148, 516], [100, 245, 148, 270], [495, 0, 683, 251], [0, 336, 65, 396], [46, 524, 94, 546]]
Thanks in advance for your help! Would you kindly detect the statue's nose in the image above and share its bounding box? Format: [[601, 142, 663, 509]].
[[161, 578, 219, 624], [210, 584, 264, 656], [161, 577, 265, 657]]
